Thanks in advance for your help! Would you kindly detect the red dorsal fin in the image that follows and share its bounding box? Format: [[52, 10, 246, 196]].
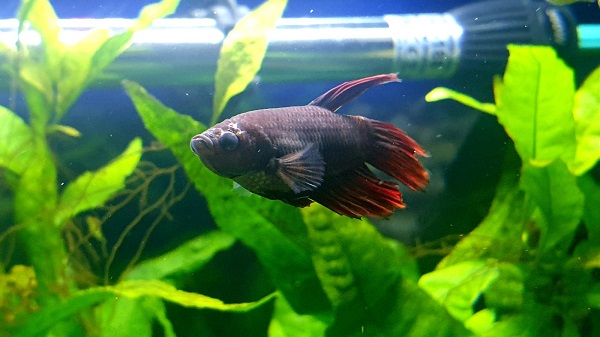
[[308, 74, 400, 112]]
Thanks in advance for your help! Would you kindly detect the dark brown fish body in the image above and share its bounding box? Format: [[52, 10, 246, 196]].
[[191, 74, 429, 218]]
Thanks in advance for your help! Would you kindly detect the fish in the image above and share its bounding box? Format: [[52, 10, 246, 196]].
[[190, 73, 429, 218]]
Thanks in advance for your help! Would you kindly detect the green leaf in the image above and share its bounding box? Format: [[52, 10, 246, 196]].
[[520, 160, 584, 253], [365, 278, 472, 337], [14, 280, 272, 337], [107, 279, 277, 312], [125, 230, 236, 282], [13, 288, 113, 337], [268, 296, 329, 337], [570, 66, 600, 175], [419, 260, 499, 322], [425, 87, 497, 114], [14, 138, 57, 223], [88, 0, 181, 81], [212, 0, 287, 123], [131, 0, 181, 31], [495, 45, 576, 166], [481, 302, 558, 337], [16, 0, 181, 126], [54, 138, 142, 228], [21, 0, 63, 82], [464, 309, 496, 335], [578, 174, 600, 242], [124, 80, 329, 314], [98, 297, 156, 337], [438, 157, 533, 268], [0, 106, 34, 175], [301, 204, 464, 337]]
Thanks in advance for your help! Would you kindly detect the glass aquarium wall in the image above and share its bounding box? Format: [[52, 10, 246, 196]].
[[1, 0, 600, 336]]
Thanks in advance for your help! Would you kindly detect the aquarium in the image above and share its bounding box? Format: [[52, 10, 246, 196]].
[[1, 0, 600, 336]]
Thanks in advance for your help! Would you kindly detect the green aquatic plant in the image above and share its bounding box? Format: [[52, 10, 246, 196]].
[[424, 45, 600, 336], [3, 0, 600, 335], [1, 0, 274, 336], [128, 40, 600, 335]]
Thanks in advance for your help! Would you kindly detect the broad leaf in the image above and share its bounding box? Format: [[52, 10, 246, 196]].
[[98, 297, 157, 337], [0, 106, 34, 175], [520, 161, 584, 253], [13, 289, 112, 337], [419, 260, 499, 322], [14, 138, 57, 224], [302, 204, 463, 337], [570, 66, 600, 175], [14, 280, 273, 337], [495, 45, 576, 166], [54, 138, 143, 228], [124, 80, 329, 314], [125, 230, 236, 282], [578, 174, 600, 242], [212, 0, 287, 123], [268, 296, 329, 337], [16, 0, 181, 125], [438, 157, 533, 268]]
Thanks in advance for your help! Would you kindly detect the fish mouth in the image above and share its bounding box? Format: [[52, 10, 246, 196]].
[[190, 134, 214, 155]]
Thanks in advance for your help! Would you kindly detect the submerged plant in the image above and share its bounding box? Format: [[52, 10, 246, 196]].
[[2, 0, 600, 335], [1, 0, 274, 336], [127, 41, 600, 336]]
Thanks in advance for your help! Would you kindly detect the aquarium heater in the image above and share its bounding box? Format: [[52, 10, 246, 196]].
[[0, 0, 597, 87]]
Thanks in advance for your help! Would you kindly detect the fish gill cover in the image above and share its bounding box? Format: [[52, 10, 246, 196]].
[[1, 1, 600, 337]]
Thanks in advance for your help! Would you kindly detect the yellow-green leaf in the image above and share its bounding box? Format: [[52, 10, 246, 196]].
[[212, 0, 287, 124], [125, 230, 236, 282], [425, 87, 496, 114], [520, 161, 584, 252], [47, 124, 81, 137], [570, 66, 600, 175], [419, 261, 499, 322], [13, 279, 273, 337], [54, 138, 143, 227], [0, 106, 34, 174], [132, 0, 181, 31], [496, 45, 576, 166], [109, 279, 277, 311]]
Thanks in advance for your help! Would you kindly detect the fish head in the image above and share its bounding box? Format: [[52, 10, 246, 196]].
[[190, 119, 272, 178]]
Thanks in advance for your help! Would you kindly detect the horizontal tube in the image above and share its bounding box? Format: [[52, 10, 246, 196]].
[[0, 15, 463, 87]]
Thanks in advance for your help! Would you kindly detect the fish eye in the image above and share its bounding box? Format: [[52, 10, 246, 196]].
[[218, 131, 239, 151]]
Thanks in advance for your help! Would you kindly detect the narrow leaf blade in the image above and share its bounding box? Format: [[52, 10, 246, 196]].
[[212, 0, 287, 123], [54, 138, 142, 227]]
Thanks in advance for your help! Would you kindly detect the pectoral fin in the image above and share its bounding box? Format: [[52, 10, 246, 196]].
[[275, 144, 325, 193]]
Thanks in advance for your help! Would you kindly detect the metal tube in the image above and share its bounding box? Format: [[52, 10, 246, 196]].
[[0, 0, 588, 88], [0, 15, 462, 87]]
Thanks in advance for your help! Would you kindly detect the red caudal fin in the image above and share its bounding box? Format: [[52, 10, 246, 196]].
[[308, 74, 400, 112], [367, 120, 429, 191], [310, 165, 405, 219]]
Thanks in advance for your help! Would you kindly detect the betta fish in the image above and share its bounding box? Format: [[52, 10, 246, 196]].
[[190, 74, 429, 218]]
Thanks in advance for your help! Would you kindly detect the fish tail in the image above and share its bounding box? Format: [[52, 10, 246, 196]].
[[368, 120, 429, 191]]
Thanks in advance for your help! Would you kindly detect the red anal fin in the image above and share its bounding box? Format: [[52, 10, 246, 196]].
[[308, 74, 400, 112], [310, 165, 405, 218], [368, 120, 429, 191]]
